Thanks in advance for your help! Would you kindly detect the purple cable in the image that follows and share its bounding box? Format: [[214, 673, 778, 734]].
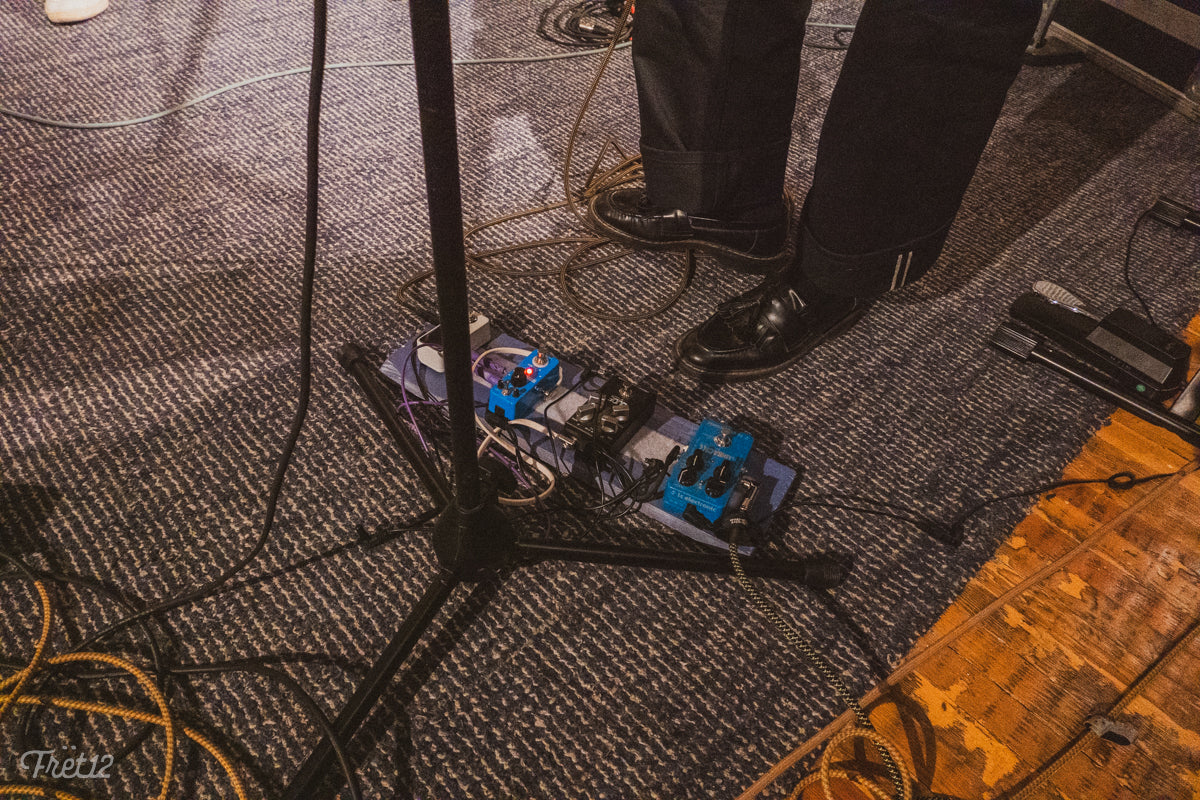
[[399, 349, 433, 452]]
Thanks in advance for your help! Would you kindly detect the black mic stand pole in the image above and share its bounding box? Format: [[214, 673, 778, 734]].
[[282, 1, 504, 794], [283, 1, 847, 795]]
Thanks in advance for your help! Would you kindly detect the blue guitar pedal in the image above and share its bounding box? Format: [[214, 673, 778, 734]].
[[662, 419, 754, 524], [487, 350, 561, 422]]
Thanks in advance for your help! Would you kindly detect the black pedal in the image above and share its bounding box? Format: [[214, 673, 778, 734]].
[[1010, 292, 1190, 400], [563, 376, 656, 456]]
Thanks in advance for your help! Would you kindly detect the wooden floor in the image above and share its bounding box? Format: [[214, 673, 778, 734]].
[[742, 315, 1200, 800]]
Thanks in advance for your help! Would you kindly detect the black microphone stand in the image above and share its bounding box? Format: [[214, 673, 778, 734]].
[[282, 1, 845, 795]]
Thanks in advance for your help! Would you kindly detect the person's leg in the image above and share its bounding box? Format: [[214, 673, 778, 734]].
[[677, 0, 1041, 382], [587, 0, 811, 269], [632, 0, 811, 218], [797, 0, 1042, 298]]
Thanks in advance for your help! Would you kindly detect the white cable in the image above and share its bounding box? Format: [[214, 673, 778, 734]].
[[0, 43, 633, 130], [475, 414, 557, 506], [506, 417, 571, 477], [506, 417, 554, 437]]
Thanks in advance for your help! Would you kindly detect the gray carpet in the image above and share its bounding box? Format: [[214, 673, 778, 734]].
[[2, 1, 1199, 798]]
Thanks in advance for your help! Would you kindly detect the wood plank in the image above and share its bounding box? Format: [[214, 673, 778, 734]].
[[743, 314, 1200, 800]]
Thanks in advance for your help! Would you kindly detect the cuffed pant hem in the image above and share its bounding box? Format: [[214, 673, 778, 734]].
[[641, 138, 791, 217], [797, 217, 954, 298]]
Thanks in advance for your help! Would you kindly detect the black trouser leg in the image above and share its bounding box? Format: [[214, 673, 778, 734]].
[[797, 0, 1041, 298], [632, 0, 811, 218]]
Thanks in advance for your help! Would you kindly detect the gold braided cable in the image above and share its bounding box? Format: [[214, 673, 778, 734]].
[[0, 581, 183, 800], [0, 581, 54, 724], [1110, 615, 1200, 716], [445, 0, 697, 324], [783, 725, 915, 800], [556, 239, 698, 322], [818, 727, 912, 800], [464, 195, 598, 275], [396, 267, 436, 319], [560, 0, 636, 228], [788, 770, 890, 800], [0, 786, 86, 800], [397, 0, 696, 324], [787, 767, 883, 800], [726, 534, 911, 798], [462, 142, 640, 281], [463, 140, 643, 275], [8, 694, 248, 800], [27, 652, 176, 800], [463, 136, 643, 277], [177, 725, 249, 800], [468, 234, 601, 277], [740, 462, 1199, 800], [574, 134, 641, 200]]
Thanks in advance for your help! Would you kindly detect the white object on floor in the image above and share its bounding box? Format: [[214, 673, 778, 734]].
[[45, 0, 109, 23]]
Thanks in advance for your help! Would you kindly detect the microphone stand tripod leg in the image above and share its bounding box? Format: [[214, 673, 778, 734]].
[[281, 568, 459, 800], [515, 540, 849, 589]]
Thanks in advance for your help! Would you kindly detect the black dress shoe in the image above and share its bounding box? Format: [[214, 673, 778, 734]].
[[587, 188, 789, 272], [674, 279, 869, 382]]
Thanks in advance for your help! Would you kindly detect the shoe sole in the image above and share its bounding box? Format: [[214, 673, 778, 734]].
[[46, 0, 109, 22], [586, 194, 790, 274], [673, 304, 869, 384]]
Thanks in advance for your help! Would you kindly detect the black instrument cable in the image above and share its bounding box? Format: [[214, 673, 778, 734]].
[[1, 553, 365, 800], [537, 0, 633, 49], [1, 653, 365, 800], [3, 551, 176, 771], [4, 1, 356, 795], [54, 0, 327, 656], [3, 0, 1189, 792], [1122, 208, 1159, 328]]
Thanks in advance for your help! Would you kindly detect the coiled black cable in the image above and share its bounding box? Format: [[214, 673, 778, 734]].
[[537, 0, 633, 48]]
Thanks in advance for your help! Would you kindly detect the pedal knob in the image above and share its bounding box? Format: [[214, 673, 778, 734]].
[[679, 450, 706, 487], [510, 369, 528, 388], [575, 396, 601, 424], [705, 459, 733, 497], [600, 399, 630, 435]]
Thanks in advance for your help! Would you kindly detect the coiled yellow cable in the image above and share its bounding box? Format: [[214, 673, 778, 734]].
[[0, 581, 53, 725], [8, 694, 248, 800], [1, 581, 248, 800], [0, 787, 86, 800], [786, 726, 914, 800]]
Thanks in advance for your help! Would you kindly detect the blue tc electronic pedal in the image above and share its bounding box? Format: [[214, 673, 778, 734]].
[[662, 419, 754, 524], [487, 350, 561, 422]]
